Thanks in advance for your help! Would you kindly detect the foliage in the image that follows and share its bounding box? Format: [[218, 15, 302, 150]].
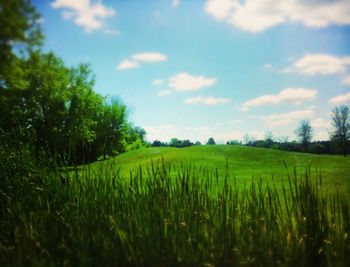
[[330, 105, 350, 157], [0, 0, 43, 89], [168, 138, 194, 148], [0, 51, 146, 164], [152, 140, 167, 147], [0, 0, 146, 165], [207, 137, 216, 145], [296, 120, 313, 152]]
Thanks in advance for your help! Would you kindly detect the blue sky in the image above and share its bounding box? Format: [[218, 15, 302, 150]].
[[33, 0, 350, 143]]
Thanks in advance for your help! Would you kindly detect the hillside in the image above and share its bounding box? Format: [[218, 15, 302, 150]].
[[91, 145, 350, 196]]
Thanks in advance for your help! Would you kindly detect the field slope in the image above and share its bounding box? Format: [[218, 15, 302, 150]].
[[92, 145, 350, 195]]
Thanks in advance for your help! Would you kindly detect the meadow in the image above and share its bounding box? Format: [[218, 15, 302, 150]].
[[1, 145, 350, 266]]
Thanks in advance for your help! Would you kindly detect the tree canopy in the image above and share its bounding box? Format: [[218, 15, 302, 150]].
[[330, 105, 350, 157], [295, 120, 313, 152], [0, 1, 146, 164]]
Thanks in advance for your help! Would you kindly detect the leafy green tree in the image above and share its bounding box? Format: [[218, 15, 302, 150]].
[[95, 98, 127, 159], [0, 52, 70, 156], [330, 105, 350, 157], [296, 120, 313, 152], [0, 1, 145, 164], [0, 0, 43, 89], [228, 140, 240, 145], [264, 131, 273, 148], [152, 140, 164, 147], [170, 138, 182, 147], [182, 140, 193, 147], [207, 137, 216, 145]]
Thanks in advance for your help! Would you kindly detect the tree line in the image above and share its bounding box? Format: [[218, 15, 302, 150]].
[[150, 105, 350, 157], [241, 106, 350, 156], [0, 0, 146, 164]]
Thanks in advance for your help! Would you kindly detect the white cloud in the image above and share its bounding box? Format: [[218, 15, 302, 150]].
[[310, 118, 331, 141], [311, 118, 331, 129], [131, 52, 167, 62], [52, 0, 115, 32], [342, 75, 350, 85], [264, 64, 272, 69], [172, 0, 180, 8], [205, 0, 350, 32], [285, 54, 350, 76], [117, 52, 167, 71], [329, 92, 350, 105], [144, 124, 181, 142], [157, 90, 172, 97], [184, 96, 230, 105], [230, 119, 243, 124], [169, 72, 217, 91], [116, 59, 139, 70], [263, 108, 315, 127], [153, 79, 164, 85], [242, 88, 317, 110], [103, 28, 119, 36]]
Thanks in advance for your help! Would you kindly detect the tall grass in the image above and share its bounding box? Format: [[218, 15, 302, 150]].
[[1, 157, 349, 266]]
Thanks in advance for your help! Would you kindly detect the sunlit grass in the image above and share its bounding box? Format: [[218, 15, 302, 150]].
[[1, 153, 349, 266]]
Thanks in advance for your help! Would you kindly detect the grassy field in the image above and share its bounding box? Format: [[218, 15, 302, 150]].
[[91, 145, 350, 196], [1, 145, 350, 266]]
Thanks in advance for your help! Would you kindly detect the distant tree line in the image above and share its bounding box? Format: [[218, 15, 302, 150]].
[[240, 106, 350, 157], [0, 0, 146, 164], [151, 138, 201, 148], [151, 137, 219, 148]]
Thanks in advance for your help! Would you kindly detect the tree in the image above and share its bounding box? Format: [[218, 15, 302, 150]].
[[228, 140, 240, 145], [243, 134, 255, 146], [96, 98, 128, 160], [264, 131, 273, 148], [296, 120, 313, 152], [207, 137, 216, 145], [0, 0, 43, 89], [152, 140, 163, 147], [330, 105, 350, 157], [170, 138, 182, 147]]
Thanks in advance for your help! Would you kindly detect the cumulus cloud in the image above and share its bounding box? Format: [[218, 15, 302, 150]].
[[103, 28, 119, 36], [263, 108, 315, 127], [172, 0, 180, 8], [329, 92, 350, 105], [311, 118, 331, 129], [310, 118, 332, 140], [116, 59, 139, 70], [342, 75, 350, 85], [131, 52, 167, 62], [117, 52, 167, 71], [230, 119, 243, 124], [153, 79, 164, 85], [169, 72, 216, 91], [184, 96, 230, 105], [205, 0, 350, 32], [144, 123, 261, 143], [52, 0, 115, 32], [157, 90, 172, 97], [284, 54, 350, 76], [242, 88, 317, 110], [144, 124, 180, 142]]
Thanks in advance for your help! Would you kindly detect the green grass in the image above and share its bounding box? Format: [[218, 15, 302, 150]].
[[1, 145, 350, 266], [91, 145, 350, 196]]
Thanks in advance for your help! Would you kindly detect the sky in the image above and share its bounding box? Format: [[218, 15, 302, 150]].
[[32, 0, 350, 143]]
